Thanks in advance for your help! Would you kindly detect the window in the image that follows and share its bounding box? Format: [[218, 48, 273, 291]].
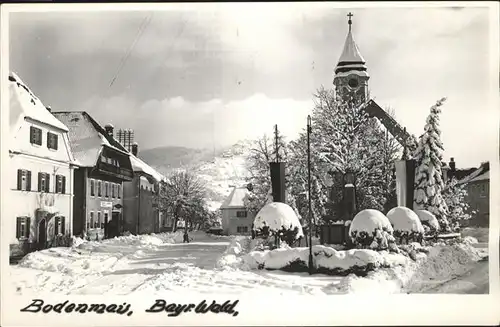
[[17, 169, 31, 191], [117, 184, 121, 199], [236, 210, 247, 218], [105, 182, 109, 198], [54, 216, 66, 235], [29, 126, 42, 146], [16, 217, 31, 239], [47, 132, 58, 150], [97, 181, 102, 197], [111, 183, 115, 198], [237, 226, 248, 233], [96, 212, 101, 229], [55, 175, 66, 194], [480, 184, 487, 198], [90, 179, 95, 196], [88, 212, 94, 230], [38, 172, 50, 192]]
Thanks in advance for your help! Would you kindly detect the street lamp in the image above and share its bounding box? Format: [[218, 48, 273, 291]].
[[307, 115, 314, 275]]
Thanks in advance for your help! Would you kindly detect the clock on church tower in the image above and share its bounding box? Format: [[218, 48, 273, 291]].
[[333, 12, 370, 104]]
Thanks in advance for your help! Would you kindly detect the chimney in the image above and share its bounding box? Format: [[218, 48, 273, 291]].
[[46, 106, 52, 113], [104, 123, 114, 137], [132, 142, 138, 156], [449, 157, 456, 171]]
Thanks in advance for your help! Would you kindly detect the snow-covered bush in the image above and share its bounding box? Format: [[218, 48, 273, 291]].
[[415, 209, 440, 235], [349, 209, 398, 252], [253, 202, 304, 247], [443, 177, 474, 231], [386, 207, 425, 244]]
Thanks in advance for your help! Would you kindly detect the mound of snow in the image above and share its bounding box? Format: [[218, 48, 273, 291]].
[[349, 209, 393, 235], [253, 202, 304, 238], [242, 245, 408, 276], [387, 207, 425, 233], [461, 236, 479, 245], [216, 236, 251, 270], [415, 209, 440, 231]]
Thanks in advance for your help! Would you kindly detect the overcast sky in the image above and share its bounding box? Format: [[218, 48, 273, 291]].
[[7, 4, 497, 168]]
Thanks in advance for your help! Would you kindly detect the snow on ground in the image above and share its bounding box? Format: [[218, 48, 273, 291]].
[[9, 229, 488, 296]]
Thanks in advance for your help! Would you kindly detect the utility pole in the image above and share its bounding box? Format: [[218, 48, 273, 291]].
[[274, 124, 280, 163], [307, 115, 313, 275]]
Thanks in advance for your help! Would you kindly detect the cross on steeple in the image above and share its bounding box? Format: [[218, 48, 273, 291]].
[[347, 12, 353, 31]]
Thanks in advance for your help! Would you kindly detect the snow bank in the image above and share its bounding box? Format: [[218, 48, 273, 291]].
[[461, 236, 478, 245], [215, 236, 251, 270], [415, 209, 440, 231], [387, 207, 425, 233], [403, 242, 485, 293], [242, 245, 409, 276], [253, 202, 304, 238]]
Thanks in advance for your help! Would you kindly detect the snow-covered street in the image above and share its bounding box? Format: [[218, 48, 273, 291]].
[[8, 230, 489, 297], [9, 232, 347, 296]]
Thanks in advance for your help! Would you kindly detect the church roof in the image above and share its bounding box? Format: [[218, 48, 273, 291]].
[[334, 16, 367, 76], [338, 30, 366, 64]]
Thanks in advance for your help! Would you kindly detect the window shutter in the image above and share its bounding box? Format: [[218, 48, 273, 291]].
[[26, 217, 31, 238], [17, 170, 22, 190], [46, 132, 50, 148], [38, 172, 42, 192], [54, 135, 58, 150], [16, 218, 21, 239], [46, 174, 51, 192], [27, 171, 32, 191], [62, 176, 66, 194]]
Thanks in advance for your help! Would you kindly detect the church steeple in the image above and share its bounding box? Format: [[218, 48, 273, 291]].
[[334, 12, 370, 103]]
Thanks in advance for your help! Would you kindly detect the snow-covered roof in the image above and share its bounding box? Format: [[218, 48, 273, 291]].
[[337, 30, 366, 64], [469, 171, 489, 183], [220, 186, 249, 209], [53, 111, 129, 167], [457, 163, 489, 185], [130, 154, 166, 183], [9, 72, 69, 134]]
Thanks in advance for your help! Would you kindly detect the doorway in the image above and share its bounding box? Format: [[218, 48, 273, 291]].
[[38, 219, 47, 249]]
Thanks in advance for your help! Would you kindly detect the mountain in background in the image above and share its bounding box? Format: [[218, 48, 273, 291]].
[[138, 140, 254, 211]]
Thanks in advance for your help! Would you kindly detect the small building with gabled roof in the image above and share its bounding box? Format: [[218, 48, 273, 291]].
[[220, 186, 255, 235]]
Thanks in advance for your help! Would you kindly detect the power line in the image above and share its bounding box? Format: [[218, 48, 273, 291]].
[[108, 13, 154, 89]]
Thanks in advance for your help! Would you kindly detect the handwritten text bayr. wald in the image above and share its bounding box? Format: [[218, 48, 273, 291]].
[[145, 299, 239, 317]]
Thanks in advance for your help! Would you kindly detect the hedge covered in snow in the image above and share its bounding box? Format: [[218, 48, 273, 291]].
[[243, 245, 408, 277], [386, 207, 425, 243], [253, 202, 304, 246], [349, 209, 398, 251], [415, 209, 440, 234]]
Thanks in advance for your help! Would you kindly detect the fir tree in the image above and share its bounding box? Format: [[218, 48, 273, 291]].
[[413, 98, 450, 231]]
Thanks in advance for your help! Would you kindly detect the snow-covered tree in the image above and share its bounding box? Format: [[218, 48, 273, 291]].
[[155, 170, 208, 232], [413, 98, 450, 231], [244, 132, 300, 217], [310, 86, 399, 212], [443, 177, 474, 231]]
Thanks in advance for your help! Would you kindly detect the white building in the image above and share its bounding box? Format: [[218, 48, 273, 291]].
[[220, 186, 255, 235], [7, 73, 77, 257]]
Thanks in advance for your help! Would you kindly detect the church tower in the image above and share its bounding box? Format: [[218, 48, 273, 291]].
[[333, 13, 369, 104]]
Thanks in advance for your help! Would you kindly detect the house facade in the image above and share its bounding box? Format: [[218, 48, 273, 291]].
[[220, 186, 255, 235], [457, 162, 490, 227], [123, 143, 166, 235], [8, 73, 77, 257], [52, 113, 134, 240]]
